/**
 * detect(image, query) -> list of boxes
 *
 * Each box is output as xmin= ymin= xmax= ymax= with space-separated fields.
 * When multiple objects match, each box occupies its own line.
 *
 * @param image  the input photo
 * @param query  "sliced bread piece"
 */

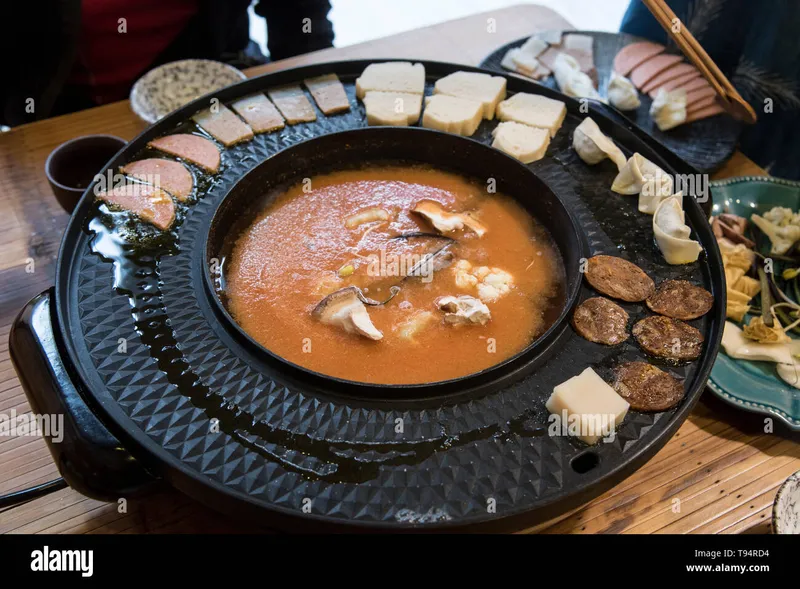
xmin=267 ymin=85 xmax=317 ymax=124
xmin=491 ymin=121 xmax=550 ymax=164
xmin=495 ymin=92 xmax=566 ymax=137
xmin=192 ymin=104 xmax=254 ymax=147
xmin=355 ymin=62 xmax=425 ymax=99
xmin=304 ymin=73 xmax=351 ymax=115
xmin=230 ymin=94 xmax=285 ymax=133
xmin=433 ymin=71 xmax=507 ymax=120
xmin=422 ymin=94 xmax=483 ymax=136
xmin=363 ymin=91 xmax=422 ymax=126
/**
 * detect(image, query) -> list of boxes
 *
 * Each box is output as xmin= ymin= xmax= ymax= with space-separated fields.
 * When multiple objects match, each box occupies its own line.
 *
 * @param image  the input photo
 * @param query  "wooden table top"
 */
xmin=1 ymin=4 xmax=797 ymax=534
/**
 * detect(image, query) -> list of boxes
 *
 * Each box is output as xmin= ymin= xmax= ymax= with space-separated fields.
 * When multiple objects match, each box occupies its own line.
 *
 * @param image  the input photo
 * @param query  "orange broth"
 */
xmin=225 ymin=166 xmax=564 ymax=384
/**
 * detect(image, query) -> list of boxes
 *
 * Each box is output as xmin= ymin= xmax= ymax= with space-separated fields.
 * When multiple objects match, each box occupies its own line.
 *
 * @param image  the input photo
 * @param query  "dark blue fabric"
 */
xmin=621 ymin=0 xmax=800 ymax=179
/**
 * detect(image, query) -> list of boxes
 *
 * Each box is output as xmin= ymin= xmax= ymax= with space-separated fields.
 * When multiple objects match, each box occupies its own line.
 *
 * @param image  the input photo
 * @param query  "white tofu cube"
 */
xmin=545 ymin=367 xmax=629 ymax=444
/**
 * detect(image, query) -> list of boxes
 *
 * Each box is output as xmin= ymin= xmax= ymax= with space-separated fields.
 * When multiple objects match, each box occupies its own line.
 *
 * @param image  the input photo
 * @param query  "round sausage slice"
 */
xmin=584 ymin=255 xmax=655 ymax=302
xmin=572 ymin=297 xmax=629 ymax=345
xmin=646 ymin=280 xmax=713 ymax=320
xmin=612 ymin=361 xmax=685 ymax=411
xmin=632 ymin=315 xmax=704 ymax=361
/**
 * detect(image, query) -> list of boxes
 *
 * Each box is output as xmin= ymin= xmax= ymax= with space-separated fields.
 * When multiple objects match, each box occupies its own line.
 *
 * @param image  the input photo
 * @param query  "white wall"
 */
xmin=250 ymin=0 xmax=630 ymax=55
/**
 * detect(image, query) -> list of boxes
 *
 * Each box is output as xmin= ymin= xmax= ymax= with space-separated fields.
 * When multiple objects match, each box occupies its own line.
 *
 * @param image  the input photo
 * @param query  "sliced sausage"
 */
xmin=96 ymin=184 xmax=175 ymax=230
xmin=632 ymin=315 xmax=704 ymax=361
xmin=646 ymin=280 xmax=714 ymax=320
xmin=641 ymin=63 xmax=696 ymax=94
xmin=651 ymin=70 xmax=702 ymax=96
xmin=148 ymin=134 xmax=221 ymax=173
xmin=584 ymin=255 xmax=655 ymax=302
xmin=612 ymin=361 xmax=685 ymax=411
xmin=121 ymin=158 xmax=193 ymax=201
xmin=685 ymin=103 xmax=725 ymax=123
xmin=630 ymin=54 xmax=684 ymax=89
xmin=571 ymin=297 xmax=629 ymax=345
xmin=614 ymin=42 xmax=666 ymax=77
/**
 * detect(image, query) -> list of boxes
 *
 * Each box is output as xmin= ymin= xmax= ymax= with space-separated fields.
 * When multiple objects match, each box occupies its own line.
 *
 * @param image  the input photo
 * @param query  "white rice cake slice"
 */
xmin=433 ymin=71 xmax=507 ymax=120
xmin=512 ymin=51 xmax=550 ymax=79
xmin=355 ymin=62 xmax=425 ymax=100
xmin=267 ymin=85 xmax=317 ymax=124
xmin=363 ymin=91 xmax=422 ymax=126
xmin=496 ymin=92 xmax=567 ymax=137
xmin=230 ymin=94 xmax=284 ymax=133
xmin=491 ymin=121 xmax=550 ymax=164
xmin=191 ymin=104 xmax=254 ymax=147
xmin=422 ymin=94 xmax=483 ymax=136
xmin=304 ymin=73 xmax=351 ymax=115
xmin=519 ymin=36 xmax=549 ymax=58
xmin=545 ymin=367 xmax=629 ymax=445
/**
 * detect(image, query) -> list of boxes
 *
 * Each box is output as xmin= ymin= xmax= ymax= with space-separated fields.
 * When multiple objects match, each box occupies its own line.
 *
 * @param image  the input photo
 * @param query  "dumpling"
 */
xmin=653 ymin=196 xmax=703 ymax=264
xmin=572 ymin=117 xmax=627 ymax=169
xmin=607 ymin=72 xmax=640 ymax=111
xmin=553 ymin=53 xmax=603 ymax=101
xmin=612 ymin=153 xmax=673 ymax=204
xmin=650 ymin=88 xmax=687 ymax=131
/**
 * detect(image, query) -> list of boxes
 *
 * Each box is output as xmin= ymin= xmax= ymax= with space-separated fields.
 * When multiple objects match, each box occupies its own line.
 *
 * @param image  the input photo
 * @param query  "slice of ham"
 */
xmin=630 ymin=54 xmax=684 ymax=89
xmin=121 ymin=159 xmax=193 ymax=201
xmin=96 ymin=183 xmax=175 ymax=230
xmin=267 ymin=85 xmax=317 ymax=124
xmin=687 ymin=95 xmax=717 ymax=113
xmin=640 ymin=62 xmax=696 ymax=94
xmin=650 ymin=70 xmax=702 ymax=97
xmin=148 ymin=134 xmax=221 ymax=173
xmin=613 ymin=41 xmax=666 ymax=76
xmin=687 ymin=85 xmax=716 ymax=104
xmin=304 ymin=73 xmax=351 ymax=115
xmin=679 ymin=77 xmax=712 ymax=92
xmin=192 ymin=105 xmax=254 ymax=147
xmin=230 ymin=94 xmax=285 ymax=133
xmin=685 ymin=103 xmax=725 ymax=123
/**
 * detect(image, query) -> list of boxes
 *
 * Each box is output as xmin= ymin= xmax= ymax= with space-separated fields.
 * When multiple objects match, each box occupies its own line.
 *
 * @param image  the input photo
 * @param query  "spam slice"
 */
xmin=230 ymin=94 xmax=284 ymax=133
xmin=120 ymin=159 xmax=193 ymax=201
xmin=267 ymin=85 xmax=317 ymax=124
xmin=491 ymin=121 xmax=550 ymax=164
xmin=355 ymin=62 xmax=425 ymax=99
xmin=363 ymin=91 xmax=422 ymax=126
xmin=304 ymin=73 xmax=351 ymax=115
xmin=614 ymin=41 xmax=666 ymax=76
xmin=433 ymin=71 xmax=507 ymax=120
xmin=148 ymin=134 xmax=221 ymax=173
xmin=96 ymin=183 xmax=175 ymax=230
xmin=192 ymin=104 xmax=254 ymax=147
xmin=422 ymin=94 xmax=483 ymax=136
xmin=495 ymin=92 xmax=566 ymax=138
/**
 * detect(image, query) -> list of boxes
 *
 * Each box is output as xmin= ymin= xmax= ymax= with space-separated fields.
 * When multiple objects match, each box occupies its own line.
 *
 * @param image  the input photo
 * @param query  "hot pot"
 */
xmin=9 ymin=60 xmax=725 ymax=531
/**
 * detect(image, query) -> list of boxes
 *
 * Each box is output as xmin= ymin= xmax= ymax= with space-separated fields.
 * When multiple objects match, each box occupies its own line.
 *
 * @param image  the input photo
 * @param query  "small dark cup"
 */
xmin=45 ymin=135 xmax=126 ymax=213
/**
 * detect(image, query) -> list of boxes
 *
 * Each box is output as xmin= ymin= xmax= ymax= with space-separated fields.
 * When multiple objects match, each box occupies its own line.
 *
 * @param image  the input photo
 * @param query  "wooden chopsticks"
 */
xmin=641 ymin=0 xmax=757 ymax=124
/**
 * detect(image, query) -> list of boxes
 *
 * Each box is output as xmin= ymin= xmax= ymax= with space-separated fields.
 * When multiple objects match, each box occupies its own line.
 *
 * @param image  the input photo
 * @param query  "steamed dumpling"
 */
xmin=607 ymin=72 xmax=640 ymax=111
xmin=653 ymin=196 xmax=702 ymax=264
xmin=650 ymin=88 xmax=687 ymax=131
xmin=572 ymin=117 xmax=627 ymax=170
xmin=640 ymin=188 xmax=681 ymax=216
xmin=553 ymin=53 xmax=602 ymax=101
xmin=612 ymin=153 xmax=673 ymax=202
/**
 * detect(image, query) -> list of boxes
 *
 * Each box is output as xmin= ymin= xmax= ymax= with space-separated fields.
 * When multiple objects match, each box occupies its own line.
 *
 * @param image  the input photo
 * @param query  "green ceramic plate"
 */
xmin=709 ymin=176 xmax=800 ymax=430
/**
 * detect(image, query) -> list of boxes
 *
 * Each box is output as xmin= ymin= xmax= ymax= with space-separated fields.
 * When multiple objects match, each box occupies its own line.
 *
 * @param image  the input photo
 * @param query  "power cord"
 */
xmin=0 ymin=478 xmax=68 ymax=510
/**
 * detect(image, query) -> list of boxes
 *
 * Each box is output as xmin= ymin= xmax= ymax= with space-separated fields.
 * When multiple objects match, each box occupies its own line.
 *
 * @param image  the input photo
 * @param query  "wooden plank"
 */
xmin=0 ymin=3 xmax=794 ymax=536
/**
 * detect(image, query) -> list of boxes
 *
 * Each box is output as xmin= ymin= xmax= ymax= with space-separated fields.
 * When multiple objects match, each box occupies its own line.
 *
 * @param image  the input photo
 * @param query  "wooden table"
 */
xmin=1 ymin=4 xmax=797 ymax=534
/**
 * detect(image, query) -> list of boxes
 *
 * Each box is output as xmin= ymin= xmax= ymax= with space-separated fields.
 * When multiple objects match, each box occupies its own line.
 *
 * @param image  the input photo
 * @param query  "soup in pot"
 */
xmin=224 ymin=165 xmax=565 ymax=384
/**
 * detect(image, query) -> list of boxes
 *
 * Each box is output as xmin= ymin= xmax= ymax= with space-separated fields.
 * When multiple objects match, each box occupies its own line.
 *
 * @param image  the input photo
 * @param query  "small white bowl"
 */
xmin=130 ymin=59 xmax=247 ymax=124
xmin=773 ymin=469 xmax=800 ymax=534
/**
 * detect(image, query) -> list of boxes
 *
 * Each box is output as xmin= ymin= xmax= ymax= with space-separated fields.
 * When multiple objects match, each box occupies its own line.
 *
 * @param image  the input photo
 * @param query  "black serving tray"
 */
xmin=480 ymin=30 xmax=742 ymax=174
xmin=9 ymin=59 xmax=725 ymax=532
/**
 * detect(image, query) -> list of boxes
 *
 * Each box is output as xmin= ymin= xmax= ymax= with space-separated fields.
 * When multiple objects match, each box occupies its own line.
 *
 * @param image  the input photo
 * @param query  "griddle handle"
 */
xmin=9 ymin=289 xmax=160 ymax=502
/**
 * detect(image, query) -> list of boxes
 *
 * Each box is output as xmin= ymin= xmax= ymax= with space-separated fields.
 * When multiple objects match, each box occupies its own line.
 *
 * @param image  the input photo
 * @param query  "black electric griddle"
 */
xmin=9 ymin=60 xmax=725 ymax=532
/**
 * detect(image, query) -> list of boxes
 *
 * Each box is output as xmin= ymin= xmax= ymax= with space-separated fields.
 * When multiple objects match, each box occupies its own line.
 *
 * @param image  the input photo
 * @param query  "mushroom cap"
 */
xmin=312 ymin=287 xmax=383 ymax=340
